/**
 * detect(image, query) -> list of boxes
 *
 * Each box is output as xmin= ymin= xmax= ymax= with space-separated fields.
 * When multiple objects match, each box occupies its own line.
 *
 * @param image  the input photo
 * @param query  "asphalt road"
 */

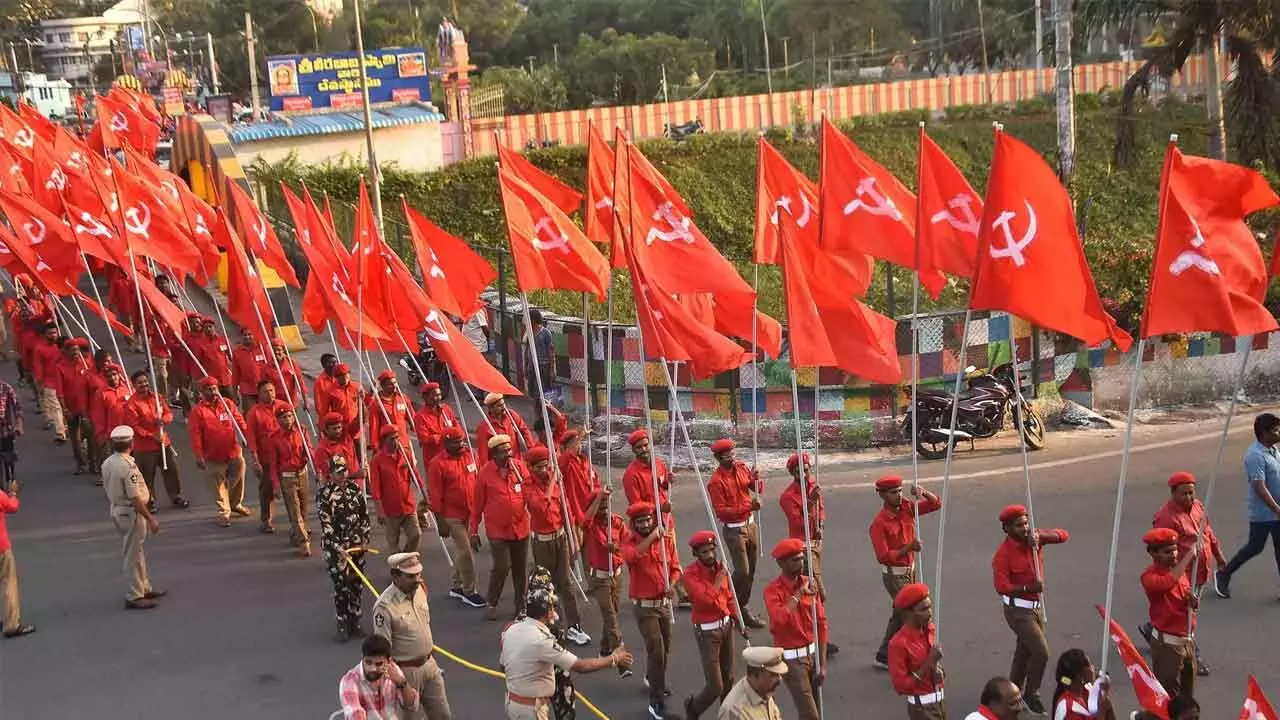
xmin=1 ymin=349 xmax=1278 ymax=719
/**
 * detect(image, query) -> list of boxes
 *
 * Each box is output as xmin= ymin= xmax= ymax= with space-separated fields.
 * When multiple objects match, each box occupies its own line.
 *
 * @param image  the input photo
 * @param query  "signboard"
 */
xmin=264 ymin=47 xmax=431 ymax=112
xmin=206 ymin=94 xmax=233 ymax=124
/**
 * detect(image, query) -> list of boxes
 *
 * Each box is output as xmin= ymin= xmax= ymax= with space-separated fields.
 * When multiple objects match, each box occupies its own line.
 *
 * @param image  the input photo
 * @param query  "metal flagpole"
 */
xmin=68 ymin=295 xmax=95 ymax=348
xmin=581 ymin=293 xmax=597 ymax=474
xmin=931 ymin=308 xmax=972 ymax=639
xmin=126 ymin=248 xmax=174 ymax=471
xmin=750 ymin=257 xmax=764 ymax=557
xmin=788 ymin=368 xmax=824 ymax=719
xmin=908 ymin=275 xmax=924 ymax=572
xmin=604 ymin=284 xmax=616 ymax=579
xmin=81 ymin=253 xmax=124 ymax=363
xmin=1007 ymin=341 xmax=1048 ymax=623
xmin=248 ymin=299 xmax=320 ymax=480
xmin=634 ymin=321 xmax=673 ymax=594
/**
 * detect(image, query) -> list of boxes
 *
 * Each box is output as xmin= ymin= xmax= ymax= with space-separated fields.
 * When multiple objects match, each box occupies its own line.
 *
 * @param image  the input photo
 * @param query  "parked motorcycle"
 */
xmin=398 ymin=331 xmax=449 ymax=388
xmin=664 ymin=118 xmax=704 ymax=141
xmin=900 ymin=362 xmax=1046 ymax=460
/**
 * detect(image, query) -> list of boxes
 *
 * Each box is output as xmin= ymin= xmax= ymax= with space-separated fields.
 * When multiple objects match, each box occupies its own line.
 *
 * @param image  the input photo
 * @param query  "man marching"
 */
xmin=870 ymin=475 xmax=941 ymax=671
xmin=623 ymin=500 xmax=681 ymax=720
xmin=780 ymin=454 xmax=825 ymax=595
xmin=888 ymin=583 xmax=945 ymax=720
xmin=187 ymin=377 xmax=249 ymax=528
xmin=246 ymin=379 xmax=285 ymax=534
xmin=124 ymin=370 xmax=189 ymax=512
xmin=475 ymin=394 xmax=536 ymax=465
xmin=426 ymin=426 xmax=485 ymax=609
xmin=682 ymin=530 xmax=741 ymax=720
xmin=580 ymin=488 xmax=629 ymax=678
xmin=265 ymin=404 xmax=312 ymax=557
xmin=763 ymin=538 xmax=827 ymax=720
xmin=371 ymin=426 xmax=422 ymax=554
xmin=992 ymin=504 xmax=1068 ymax=716
xmin=623 ymin=430 xmax=688 ymax=608
xmin=318 ymin=455 xmax=371 ymax=642
xmin=470 ymin=434 xmax=532 ymax=621
xmin=707 ymin=438 xmax=765 ymax=630
xmin=413 ymin=381 xmax=458 ymax=467
xmin=524 ymin=445 xmax=591 ymax=647
xmin=367 ymin=370 xmax=414 ymax=454
xmin=1140 ymin=527 xmax=1198 ymax=700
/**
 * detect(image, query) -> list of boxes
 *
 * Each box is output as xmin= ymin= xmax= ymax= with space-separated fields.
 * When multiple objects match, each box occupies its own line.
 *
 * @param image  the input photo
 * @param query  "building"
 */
xmin=37 ymin=15 xmax=121 ymax=85
xmin=17 ymin=74 xmax=74 ymax=117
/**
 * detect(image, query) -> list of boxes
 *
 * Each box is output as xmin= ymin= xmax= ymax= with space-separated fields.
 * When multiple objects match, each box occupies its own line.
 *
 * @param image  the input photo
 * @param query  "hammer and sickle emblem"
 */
xmin=532 ymin=217 xmax=569 ymax=254
xmin=44 ymin=167 xmax=66 ymax=192
xmin=193 ymin=213 xmax=211 ymax=238
xmin=423 ymin=309 xmax=451 ymax=343
xmin=770 ymin=193 xmax=813 ymax=228
xmin=595 ymin=196 xmax=614 ymax=211
xmin=1168 ymin=216 xmax=1220 ymax=277
xmin=66 ymin=151 xmax=86 ymax=173
xmin=842 ymin=176 xmax=903 ymax=221
xmin=110 ymin=112 xmax=129 ymax=133
xmin=645 ymin=202 xmax=696 ymax=245
xmin=1242 ymin=699 xmax=1266 ymax=720
xmin=251 ymin=219 xmax=269 ymax=250
xmin=124 ymin=202 xmax=152 ymax=239
xmin=160 ymin=180 xmax=180 ymax=202
xmin=988 ymin=200 xmax=1038 ymax=267
xmin=12 ymin=128 xmax=33 ymax=149
xmin=23 ymin=218 xmax=46 ymax=245
xmin=74 ymin=212 xmax=112 ymax=240
xmin=929 ymin=193 xmax=980 ymax=236
xmin=330 ymin=274 xmax=353 ymax=305
xmin=428 ymin=248 xmax=446 ymax=279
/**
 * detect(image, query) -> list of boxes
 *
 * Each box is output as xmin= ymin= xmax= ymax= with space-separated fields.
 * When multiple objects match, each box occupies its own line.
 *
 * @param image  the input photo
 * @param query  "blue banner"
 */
xmin=265 ymin=48 xmax=430 ymax=112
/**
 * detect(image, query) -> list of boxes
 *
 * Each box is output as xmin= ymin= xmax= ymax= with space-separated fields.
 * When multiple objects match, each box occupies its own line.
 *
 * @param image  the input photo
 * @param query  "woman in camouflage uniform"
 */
xmin=318 ymin=454 xmax=371 ymax=642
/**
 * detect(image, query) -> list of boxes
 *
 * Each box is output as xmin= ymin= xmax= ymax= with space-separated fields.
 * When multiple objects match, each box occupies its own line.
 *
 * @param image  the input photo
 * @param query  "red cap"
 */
xmin=274 ymin=403 xmax=294 ymax=416
xmin=786 ymin=453 xmax=810 ymax=472
xmin=377 ymin=369 xmax=396 ymax=383
xmin=1143 ymin=528 xmax=1179 ymax=547
xmin=334 ymin=363 xmax=351 ymax=374
xmin=1168 ymin=471 xmax=1196 ymax=488
xmin=73 ymin=337 xmax=91 ymax=349
xmin=771 ymin=537 xmax=806 ymax=560
xmin=104 ymin=362 xmax=124 ymax=374
xmin=893 ymin=582 xmax=931 ymax=611
xmin=626 ymin=501 xmax=655 ymax=519
xmin=322 ymin=412 xmax=345 ymax=426
xmin=688 ymin=530 xmax=717 ymax=549
xmin=420 ymin=381 xmax=441 ymax=393
xmin=999 ymin=504 xmax=1028 ymax=523
xmin=379 ymin=425 xmax=400 ymax=439
xmin=875 ymin=475 xmax=904 ymax=491
xmin=627 ymin=429 xmax=648 ymax=447
xmin=197 ymin=376 xmax=218 ymax=388
xmin=443 ymin=426 xmax=466 ymax=441
xmin=709 ymin=438 xmax=735 ymax=455
xmin=556 ymin=430 xmax=578 ymax=446
xmin=526 ymin=446 xmax=551 ymax=465
xmin=271 ymin=339 xmax=285 ymax=349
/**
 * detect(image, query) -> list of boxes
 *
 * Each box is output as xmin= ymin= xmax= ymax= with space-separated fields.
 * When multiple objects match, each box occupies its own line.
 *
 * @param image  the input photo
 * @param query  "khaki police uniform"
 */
xmin=372 ymin=556 xmax=453 ymax=720
xmin=500 ymin=616 xmax=579 ymax=720
xmin=717 ymin=646 xmax=787 ymax=720
xmin=102 ymin=448 xmax=153 ymax=601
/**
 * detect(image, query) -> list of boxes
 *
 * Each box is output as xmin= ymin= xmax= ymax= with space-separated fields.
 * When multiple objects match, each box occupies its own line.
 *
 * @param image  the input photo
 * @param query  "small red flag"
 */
xmin=403 ymin=198 xmax=496 ymax=318
xmin=0 ymin=189 xmax=83 ymax=275
xmin=498 ymin=143 xmax=582 ymax=215
xmin=282 ymin=183 xmax=345 ymax=333
xmin=1095 ymin=606 xmax=1169 ymax=719
xmin=216 ymin=210 xmax=275 ymax=337
xmin=0 ymin=102 xmax=36 ymax=164
xmin=1241 ymin=676 xmax=1280 ymax=720
xmin=498 ymin=165 xmax=609 ymax=300
xmin=916 ymin=127 xmax=982 ymax=280
xmin=585 ymin=123 xmax=620 ymax=267
xmin=95 ymin=95 xmax=160 ymax=157
xmin=227 ymin=180 xmax=300 ymax=287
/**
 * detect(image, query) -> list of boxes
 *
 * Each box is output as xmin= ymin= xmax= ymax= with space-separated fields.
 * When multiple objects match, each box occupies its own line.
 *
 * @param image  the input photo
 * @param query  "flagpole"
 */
xmin=125 ymin=246 xmax=173 ymax=471
xmin=910 ymin=122 xmax=926 ymax=571
xmin=81 ymin=252 xmax=124 ymax=362
xmin=1007 ymin=339 xmax=1048 ymax=622
xmin=750 ymin=255 xmax=764 ymax=558
xmin=604 ymin=282 xmax=616 ymax=579
xmin=788 ymin=367 xmax=824 ymax=719
xmin=931 ymin=307 xmax=971 ymax=642
xmin=667 ymin=360 xmax=677 ymax=465
xmin=68 ymin=295 xmax=95 ymax=348
xmin=581 ymin=291 xmax=597 ymax=493
xmin=247 ymin=289 xmax=322 ymax=482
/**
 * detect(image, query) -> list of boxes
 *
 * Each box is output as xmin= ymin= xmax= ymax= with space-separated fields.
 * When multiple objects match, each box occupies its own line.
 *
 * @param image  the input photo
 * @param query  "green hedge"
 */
xmin=249 ymin=94 xmax=1270 ymax=330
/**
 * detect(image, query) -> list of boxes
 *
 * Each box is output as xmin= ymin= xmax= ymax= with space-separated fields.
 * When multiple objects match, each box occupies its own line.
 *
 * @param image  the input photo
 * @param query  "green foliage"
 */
xmin=561 ymin=30 xmax=715 ymax=107
xmin=478 ymin=66 xmax=568 ymax=113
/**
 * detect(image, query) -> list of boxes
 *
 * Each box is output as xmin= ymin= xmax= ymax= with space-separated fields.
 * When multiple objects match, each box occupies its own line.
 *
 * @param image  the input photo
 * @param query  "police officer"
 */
xmin=717 ymin=646 xmax=788 ymax=720
xmin=101 ymin=425 xmax=165 ymax=610
xmin=500 ymin=574 xmax=633 ymax=719
xmin=373 ymin=551 xmax=454 ymax=719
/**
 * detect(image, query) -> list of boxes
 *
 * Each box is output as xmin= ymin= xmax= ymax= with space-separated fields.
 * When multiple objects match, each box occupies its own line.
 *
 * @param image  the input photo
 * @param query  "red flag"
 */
xmin=419 ymin=305 xmax=520 ymax=395
xmin=0 ymin=222 xmax=77 ymax=293
xmin=282 ymin=183 xmax=344 ymax=332
xmin=1095 ymin=606 xmax=1169 ymax=719
xmin=120 ymin=145 xmax=220 ymax=280
xmin=108 ymin=86 xmax=162 ymax=125
xmin=916 ymin=127 xmax=982 ymax=280
xmin=498 ymin=166 xmax=609 ymax=300
xmin=135 ymin=271 xmax=188 ymax=337
xmin=226 ymin=180 xmax=300 ymax=287
xmin=0 ymin=102 xmax=36 ymax=163
xmin=29 ymin=140 xmax=69 ymax=212
xmin=498 ymin=143 xmax=582 ymax=216
xmin=0 ymin=190 xmax=83 ymax=275
xmin=402 ymin=198 xmax=495 ymax=318
xmin=216 ymin=210 xmax=274 ymax=336
xmin=1241 ymin=676 xmax=1280 ymax=720
xmin=95 ymin=95 xmax=160 ymax=156
xmin=111 ymin=159 xmax=202 ymax=277
xmin=585 ymin=123 xmax=619 ymax=266
xmin=971 ymin=131 xmax=1133 ymax=350
xmin=290 ymin=208 xmax=390 ymax=342
xmin=1145 ymin=144 xmax=1279 ymax=338
xmin=64 ymin=198 xmax=128 ymax=267
xmin=0 ymin=143 xmax=30 ymax=195
xmin=17 ymin=103 xmax=57 ymax=144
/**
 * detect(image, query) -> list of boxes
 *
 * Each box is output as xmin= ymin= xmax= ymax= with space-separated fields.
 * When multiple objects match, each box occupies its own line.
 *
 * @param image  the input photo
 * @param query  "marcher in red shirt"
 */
xmin=764 ymin=537 xmax=828 ymax=720
xmin=31 ymin=323 xmax=66 ymax=441
xmin=623 ymin=429 xmax=689 ymax=609
xmin=317 ymin=363 xmax=363 ymax=440
xmin=89 ymin=364 xmax=131 ymax=474
xmin=370 ymin=426 xmax=421 ymax=554
xmin=187 ymin=377 xmax=249 ymax=527
xmin=124 ymin=370 xmax=188 ymax=511
xmin=426 ymin=426 xmax=484 ymax=608
xmin=313 ymin=353 xmax=339 ymax=412
xmin=580 ymin=488 xmax=629 ymax=677
xmin=231 ymin=333 xmax=267 ymax=411
xmin=469 ymin=434 xmax=532 ymax=620
xmin=194 ymin=318 xmax=234 ymax=398
xmin=1141 ymin=527 xmax=1199 ymax=701
xmin=172 ymin=313 xmax=205 ymax=408
xmin=313 ymin=412 xmax=361 ymax=478
xmin=682 ymin=530 xmax=741 ymax=720
xmin=412 ymin=381 xmax=459 ymax=467
xmin=56 ymin=339 xmax=92 ymax=473
xmin=992 ymin=504 xmax=1068 ymax=715
xmin=870 ymin=475 xmax=942 ymax=670
xmin=266 ymin=340 xmax=307 ymax=411
xmin=0 ymin=479 xmax=34 ymax=637
xmin=622 ymin=500 xmax=681 ymax=719
xmin=474 ymin=393 xmax=535 ymax=466
xmin=707 ymin=438 xmax=764 ymax=630
xmin=144 ymin=313 xmax=175 ymax=401
xmin=557 ymin=430 xmax=599 ymax=528
xmin=264 ymin=404 xmax=313 ymax=556
xmin=365 ymin=370 xmax=413 ymax=454
xmin=525 ymin=445 xmax=590 ymax=646
xmin=779 ymin=453 xmax=826 ymax=584
xmin=888 ymin=583 xmax=944 ymax=719
xmin=246 ymin=379 xmax=288 ymax=534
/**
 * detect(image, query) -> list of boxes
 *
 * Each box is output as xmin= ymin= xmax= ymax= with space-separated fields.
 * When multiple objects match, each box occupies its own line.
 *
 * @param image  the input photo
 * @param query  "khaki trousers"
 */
xmin=635 ymin=602 xmax=672 ymax=705
xmin=66 ymin=412 xmax=87 ymax=469
xmin=207 ymin=458 xmax=246 ymax=520
xmin=723 ymin=523 xmax=759 ymax=613
xmin=257 ymin=461 xmax=275 ymax=526
xmin=280 ymin=470 xmax=311 ymax=546
xmin=906 ymin=701 xmax=948 ymax=720
xmin=531 ymin=532 xmax=580 ymax=627
xmin=587 ymin=572 xmax=622 ymax=653
xmin=878 ymin=569 xmax=916 ymax=661
xmin=111 ymin=510 xmax=151 ymax=601
xmin=403 ymin=657 xmax=453 ymax=719
xmin=0 ymin=548 xmax=20 ymax=632
xmin=688 ymin=623 xmax=735 ymax=717
xmin=39 ymin=387 xmax=64 ymax=437
xmin=505 ymin=697 xmax=551 ymax=720
xmin=782 ymin=656 xmax=821 ymax=720
xmin=134 ymin=447 xmax=182 ymax=503
xmin=438 ymin=518 xmax=477 ymax=593
xmin=1004 ymin=604 xmax=1049 ymax=699
xmin=385 ymin=514 xmax=421 ymax=554
xmin=1151 ymin=635 xmax=1195 ymax=701
xmin=150 ymin=356 xmax=170 ymax=398
xmin=487 ymin=537 xmax=529 ymax=611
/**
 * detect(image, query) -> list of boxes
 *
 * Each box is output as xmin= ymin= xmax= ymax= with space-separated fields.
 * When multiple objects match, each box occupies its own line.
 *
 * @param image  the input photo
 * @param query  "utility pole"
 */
xmin=206 ymin=32 xmax=219 ymax=94
xmin=1052 ymin=0 xmax=1076 ymax=181
xmin=1205 ymin=32 xmax=1226 ymax=159
xmin=782 ymin=37 xmax=790 ymax=79
xmin=759 ymin=0 xmax=773 ymax=122
xmin=245 ymin=13 xmax=261 ymax=119
xmin=351 ymin=0 xmax=384 ymax=233
xmin=977 ymin=0 xmax=992 ymax=103
xmin=1034 ymin=0 xmax=1044 ymax=93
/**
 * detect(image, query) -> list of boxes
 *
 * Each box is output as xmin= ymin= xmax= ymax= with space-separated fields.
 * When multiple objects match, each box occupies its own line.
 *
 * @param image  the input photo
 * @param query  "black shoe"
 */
xmin=647 ymin=702 xmax=667 ymax=720
xmin=872 ymin=655 xmax=889 ymax=670
xmin=171 ymin=497 xmax=190 ymax=509
xmin=125 ymin=598 xmax=157 ymax=610
xmin=1214 ymin=569 xmax=1231 ymax=598
xmin=335 ymin=625 xmax=351 ymax=643
xmin=1025 ymin=694 xmax=1047 ymax=716
xmin=1196 ymin=659 xmax=1211 ymax=677
xmin=618 ymin=664 xmax=633 ymax=678
xmin=828 ymin=641 xmax=840 ymax=656
xmin=462 ymin=592 xmax=487 ymax=609
xmin=2 ymin=624 xmax=35 ymax=638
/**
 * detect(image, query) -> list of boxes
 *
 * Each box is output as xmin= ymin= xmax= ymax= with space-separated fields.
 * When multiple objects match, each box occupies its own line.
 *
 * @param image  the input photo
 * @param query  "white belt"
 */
xmin=782 ymin=642 xmax=817 ymax=660
xmin=279 ymin=470 xmax=303 ymax=479
xmin=724 ymin=516 xmax=755 ymax=529
xmin=1000 ymin=594 xmax=1042 ymax=609
xmin=1152 ymin=629 xmax=1194 ymax=647
xmin=534 ymin=529 xmax=565 ymax=542
xmin=907 ymin=690 xmax=945 ymax=706
xmin=635 ymin=598 xmax=670 ymax=609
xmin=883 ymin=565 xmax=915 ymax=576
xmin=590 ymin=567 xmax=622 ymax=579
xmin=697 ymin=616 xmax=732 ymax=631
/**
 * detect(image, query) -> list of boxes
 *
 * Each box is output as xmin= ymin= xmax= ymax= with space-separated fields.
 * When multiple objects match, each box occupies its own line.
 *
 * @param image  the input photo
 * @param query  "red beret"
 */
xmin=197 ymin=376 xmax=218 ymax=388
xmin=875 ymin=475 xmax=904 ymax=491
xmin=379 ymin=425 xmax=400 ymax=439
xmin=786 ymin=453 xmax=810 ymax=472
xmin=1168 ymin=471 xmax=1196 ymax=488
xmin=322 ymin=412 xmax=345 ymax=426
xmin=1144 ymin=528 xmax=1179 ymax=547
xmin=999 ymin=504 xmax=1028 ymax=523
xmin=274 ymin=403 xmax=294 ymax=416
xmin=334 ymin=363 xmax=351 ymax=374
xmin=771 ymin=537 xmax=806 ymax=560
xmin=709 ymin=438 xmax=735 ymax=455
xmin=526 ymin=446 xmax=551 ymax=465
xmin=688 ymin=530 xmax=717 ymax=549
xmin=627 ymin=429 xmax=648 ymax=446
xmin=626 ymin=501 xmax=655 ymax=519
xmin=377 ymin=369 xmax=396 ymax=383
xmin=420 ymin=381 xmax=441 ymax=393
xmin=556 ymin=430 xmax=578 ymax=446
xmin=104 ymin=363 xmax=124 ymax=374
xmin=270 ymin=340 xmax=285 ymax=349
xmin=893 ymin=582 xmax=931 ymax=611
xmin=73 ymin=337 xmax=91 ymax=349
xmin=443 ymin=426 xmax=466 ymax=441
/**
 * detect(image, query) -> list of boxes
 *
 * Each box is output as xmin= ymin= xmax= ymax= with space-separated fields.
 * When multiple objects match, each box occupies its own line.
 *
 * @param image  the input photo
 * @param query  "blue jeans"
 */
xmin=1224 ymin=521 xmax=1280 ymax=577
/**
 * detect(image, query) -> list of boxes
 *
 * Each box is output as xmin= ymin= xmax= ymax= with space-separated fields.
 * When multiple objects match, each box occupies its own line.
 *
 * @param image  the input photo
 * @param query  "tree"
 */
xmin=562 ymin=30 xmax=714 ymax=106
xmin=479 ymin=65 xmax=567 ymax=113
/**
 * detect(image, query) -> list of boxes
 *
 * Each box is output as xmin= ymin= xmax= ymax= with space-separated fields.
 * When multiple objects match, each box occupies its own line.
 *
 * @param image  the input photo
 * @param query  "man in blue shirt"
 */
xmin=1215 ymin=412 xmax=1280 ymax=598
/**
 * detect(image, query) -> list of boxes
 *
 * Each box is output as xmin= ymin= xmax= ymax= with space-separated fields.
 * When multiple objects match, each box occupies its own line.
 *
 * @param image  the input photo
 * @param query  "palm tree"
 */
xmin=1079 ymin=0 xmax=1280 ymax=168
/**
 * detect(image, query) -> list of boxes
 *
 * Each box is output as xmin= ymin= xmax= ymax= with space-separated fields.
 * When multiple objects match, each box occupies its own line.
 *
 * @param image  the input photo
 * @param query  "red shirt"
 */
xmin=194 ymin=335 xmax=233 ymax=386
xmin=992 ymin=529 xmax=1069 ymax=599
xmin=145 ymin=319 xmax=173 ymax=359
xmin=764 ymin=573 xmax=829 ymax=649
xmin=524 ymin=472 xmax=565 ymax=535
xmin=370 ymin=448 xmax=417 ymax=517
xmin=475 ymin=411 xmax=536 ymax=466
xmin=175 ymin=331 xmax=203 ymax=377
xmin=622 ymin=457 xmax=673 ymax=511
xmin=0 ymin=491 xmax=18 ymax=553
xmin=889 ymin=622 xmax=942 ymax=696
xmin=267 ymin=356 xmax=306 ymax=406
xmin=313 ymin=435 xmax=360 ymax=476
xmin=91 ymin=384 xmax=132 ymax=442
xmin=56 ymin=357 xmax=91 ymax=415
xmin=124 ymin=391 xmax=173 ymax=452
xmin=413 ymin=403 xmax=460 ymax=466
xmin=1142 ymin=563 xmax=1195 ymax=635
xmin=32 ymin=340 xmax=61 ymax=387
xmin=622 ymin=529 xmax=680 ymax=600
xmin=426 ymin=449 xmax=477 ymax=520
xmin=780 ymin=480 xmax=826 ymax=540
xmin=266 ymin=425 xmax=309 ymax=480
xmin=469 ymin=459 xmax=532 ymax=541
xmin=1152 ymin=499 xmax=1221 ymax=586
xmin=319 ymin=382 xmax=362 ymax=435
xmin=870 ymin=497 xmax=943 ymax=567
xmin=231 ymin=344 xmax=267 ymax=396
xmin=559 ymin=451 xmax=600 ymax=526
xmin=682 ymin=559 xmax=736 ymax=624
xmin=188 ymin=399 xmax=247 ymax=462
xmin=708 ymin=461 xmax=761 ymax=525
xmin=313 ymin=372 xmax=335 ymax=413
xmin=367 ymin=393 xmax=413 ymax=449
xmin=582 ymin=512 xmax=625 ymax=572
xmin=245 ymin=401 xmax=286 ymax=461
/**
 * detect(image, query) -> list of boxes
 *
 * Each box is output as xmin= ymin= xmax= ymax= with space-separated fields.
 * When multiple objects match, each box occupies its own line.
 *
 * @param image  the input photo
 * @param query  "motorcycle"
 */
xmin=664 ymin=118 xmax=704 ymax=141
xmin=900 ymin=362 xmax=1046 ymax=460
xmin=398 ymin=331 xmax=449 ymax=388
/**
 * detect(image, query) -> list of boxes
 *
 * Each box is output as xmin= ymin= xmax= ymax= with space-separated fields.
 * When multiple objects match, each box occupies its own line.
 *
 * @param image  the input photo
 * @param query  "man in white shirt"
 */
xmin=963 ymin=677 xmax=1023 ymax=720
xmin=461 ymin=311 xmax=492 ymax=359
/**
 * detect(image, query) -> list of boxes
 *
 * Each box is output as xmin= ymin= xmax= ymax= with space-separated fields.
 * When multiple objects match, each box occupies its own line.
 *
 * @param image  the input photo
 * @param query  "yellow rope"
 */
xmin=340 ymin=549 xmax=612 ymax=720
